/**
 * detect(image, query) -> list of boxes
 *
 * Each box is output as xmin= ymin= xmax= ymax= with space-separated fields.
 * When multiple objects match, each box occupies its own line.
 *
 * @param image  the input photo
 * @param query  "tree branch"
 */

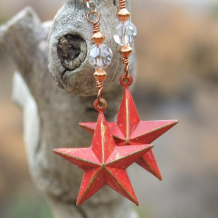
xmin=0 ymin=1 xmax=138 ymax=217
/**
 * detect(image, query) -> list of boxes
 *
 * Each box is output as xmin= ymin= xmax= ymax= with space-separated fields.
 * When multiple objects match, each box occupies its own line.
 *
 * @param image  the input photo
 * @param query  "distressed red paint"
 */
xmin=54 ymin=111 xmax=153 ymax=205
xmin=80 ymin=87 xmax=178 ymax=180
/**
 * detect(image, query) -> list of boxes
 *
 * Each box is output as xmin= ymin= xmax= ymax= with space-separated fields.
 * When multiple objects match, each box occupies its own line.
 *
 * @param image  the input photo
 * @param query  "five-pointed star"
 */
xmin=80 ymin=87 xmax=178 ymax=181
xmin=54 ymin=111 xmax=153 ymax=205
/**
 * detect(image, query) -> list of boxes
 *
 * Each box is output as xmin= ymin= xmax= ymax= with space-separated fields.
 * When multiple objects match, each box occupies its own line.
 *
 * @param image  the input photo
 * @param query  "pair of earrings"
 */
xmin=54 ymin=0 xmax=178 ymax=206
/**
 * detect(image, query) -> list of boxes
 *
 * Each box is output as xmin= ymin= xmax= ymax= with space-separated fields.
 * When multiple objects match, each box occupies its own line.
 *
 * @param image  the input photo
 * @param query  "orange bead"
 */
xmin=117 ymin=8 xmax=130 ymax=22
xmin=119 ymin=45 xmax=133 ymax=58
xmin=93 ymin=69 xmax=107 ymax=82
xmin=92 ymin=32 xmax=105 ymax=44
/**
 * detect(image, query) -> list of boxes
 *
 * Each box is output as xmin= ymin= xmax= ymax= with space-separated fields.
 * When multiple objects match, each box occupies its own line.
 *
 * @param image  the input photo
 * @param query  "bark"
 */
xmin=0 ymin=1 xmax=138 ymax=218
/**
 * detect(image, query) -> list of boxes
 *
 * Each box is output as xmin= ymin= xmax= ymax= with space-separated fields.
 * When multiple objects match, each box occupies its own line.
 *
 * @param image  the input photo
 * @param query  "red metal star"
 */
xmin=80 ymin=87 xmax=178 ymax=181
xmin=54 ymin=111 xmax=153 ymax=205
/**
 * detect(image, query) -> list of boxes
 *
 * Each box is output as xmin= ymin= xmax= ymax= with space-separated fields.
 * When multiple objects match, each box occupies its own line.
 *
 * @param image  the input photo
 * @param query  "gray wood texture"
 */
xmin=0 ymin=1 xmax=138 ymax=217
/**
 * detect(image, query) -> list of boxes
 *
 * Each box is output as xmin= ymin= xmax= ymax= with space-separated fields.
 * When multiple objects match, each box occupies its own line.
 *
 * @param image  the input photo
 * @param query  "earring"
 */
xmin=80 ymin=0 xmax=178 ymax=181
xmin=54 ymin=0 xmax=153 ymax=206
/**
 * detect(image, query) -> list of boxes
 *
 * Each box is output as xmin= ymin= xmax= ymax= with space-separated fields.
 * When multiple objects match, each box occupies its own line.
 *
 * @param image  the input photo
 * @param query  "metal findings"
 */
xmin=113 ymin=0 xmax=137 ymax=81
xmin=85 ymin=0 xmax=113 ymax=111
xmin=87 ymin=11 xmax=100 ymax=26
xmin=119 ymin=0 xmax=126 ymax=9
xmin=94 ymin=97 xmax=107 ymax=112
xmin=117 ymin=8 xmax=130 ymax=22
xmin=119 ymin=74 xmax=133 ymax=87
xmin=119 ymin=45 xmax=133 ymax=58
xmin=92 ymin=31 xmax=105 ymax=44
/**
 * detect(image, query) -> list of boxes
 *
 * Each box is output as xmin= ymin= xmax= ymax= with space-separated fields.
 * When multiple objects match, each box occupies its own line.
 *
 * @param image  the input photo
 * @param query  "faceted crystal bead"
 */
xmin=113 ymin=21 xmax=137 ymax=46
xmin=88 ymin=44 xmax=113 ymax=69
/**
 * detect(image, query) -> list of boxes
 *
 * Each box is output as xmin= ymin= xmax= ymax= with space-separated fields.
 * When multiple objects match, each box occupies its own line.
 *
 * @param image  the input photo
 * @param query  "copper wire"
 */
xmin=93 ymin=23 xmax=100 ymax=33
xmin=119 ymin=0 xmax=126 ymax=9
xmin=87 ymin=11 xmax=100 ymax=25
xmin=96 ymin=81 xmax=103 ymax=90
xmin=96 ymin=81 xmax=104 ymax=99
xmin=85 ymin=2 xmax=108 ymax=107
xmin=123 ymin=57 xmax=129 ymax=65
xmin=123 ymin=57 xmax=130 ymax=77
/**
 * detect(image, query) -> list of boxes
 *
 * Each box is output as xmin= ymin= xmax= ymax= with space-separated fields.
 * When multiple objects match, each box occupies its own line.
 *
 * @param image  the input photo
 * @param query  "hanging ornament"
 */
xmin=54 ymin=111 xmax=153 ymax=205
xmin=80 ymin=75 xmax=177 ymax=180
xmin=54 ymin=1 xmax=153 ymax=205
xmin=79 ymin=0 xmax=178 ymax=181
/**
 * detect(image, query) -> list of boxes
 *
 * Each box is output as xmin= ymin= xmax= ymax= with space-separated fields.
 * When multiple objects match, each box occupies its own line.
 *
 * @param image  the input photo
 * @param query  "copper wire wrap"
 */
xmin=93 ymin=23 xmax=100 ymax=34
xmin=87 ymin=11 xmax=100 ymax=25
xmin=96 ymin=81 xmax=103 ymax=100
xmin=85 ymin=3 xmax=108 ymax=111
xmin=119 ymin=0 xmax=126 ymax=9
xmin=123 ymin=57 xmax=129 ymax=65
xmin=118 ymin=0 xmax=133 ymax=83
xmin=123 ymin=57 xmax=130 ymax=77
xmin=87 ymin=11 xmax=100 ymax=33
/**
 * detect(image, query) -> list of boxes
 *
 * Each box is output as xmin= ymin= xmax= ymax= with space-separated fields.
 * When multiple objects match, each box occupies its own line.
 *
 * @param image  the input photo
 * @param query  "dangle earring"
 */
xmin=80 ymin=0 xmax=178 ymax=181
xmin=54 ymin=0 xmax=153 ymax=206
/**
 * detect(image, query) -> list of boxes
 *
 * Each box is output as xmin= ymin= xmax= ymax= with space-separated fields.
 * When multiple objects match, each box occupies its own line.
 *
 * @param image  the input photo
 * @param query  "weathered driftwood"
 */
xmin=0 ymin=1 xmax=138 ymax=217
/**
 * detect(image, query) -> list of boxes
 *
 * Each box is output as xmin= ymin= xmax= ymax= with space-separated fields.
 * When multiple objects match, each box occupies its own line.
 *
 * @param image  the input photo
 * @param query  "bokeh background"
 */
xmin=0 ymin=0 xmax=218 ymax=217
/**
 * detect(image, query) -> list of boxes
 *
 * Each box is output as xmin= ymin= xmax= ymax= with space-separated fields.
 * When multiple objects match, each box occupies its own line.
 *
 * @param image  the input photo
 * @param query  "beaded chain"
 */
xmin=85 ymin=0 xmax=113 ymax=111
xmin=85 ymin=0 xmax=137 ymax=109
xmin=114 ymin=0 xmax=137 ymax=86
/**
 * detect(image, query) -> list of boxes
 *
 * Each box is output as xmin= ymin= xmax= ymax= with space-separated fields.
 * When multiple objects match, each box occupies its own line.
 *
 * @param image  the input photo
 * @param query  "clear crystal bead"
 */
xmin=113 ymin=21 xmax=137 ymax=46
xmin=88 ymin=44 xmax=113 ymax=69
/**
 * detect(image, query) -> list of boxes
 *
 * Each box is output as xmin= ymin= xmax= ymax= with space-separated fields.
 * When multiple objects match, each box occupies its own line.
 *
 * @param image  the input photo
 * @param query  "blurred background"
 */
xmin=0 ymin=0 xmax=218 ymax=217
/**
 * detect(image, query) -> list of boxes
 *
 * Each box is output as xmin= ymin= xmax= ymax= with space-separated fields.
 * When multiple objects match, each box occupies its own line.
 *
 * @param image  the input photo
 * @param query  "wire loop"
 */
xmin=120 ymin=74 xmax=133 ymax=87
xmin=87 ymin=11 xmax=100 ymax=25
xmin=94 ymin=98 xmax=108 ymax=112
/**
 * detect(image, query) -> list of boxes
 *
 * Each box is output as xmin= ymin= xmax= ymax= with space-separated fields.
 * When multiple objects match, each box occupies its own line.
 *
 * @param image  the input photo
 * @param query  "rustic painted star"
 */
xmin=54 ymin=111 xmax=153 ymax=205
xmin=80 ymin=87 xmax=178 ymax=181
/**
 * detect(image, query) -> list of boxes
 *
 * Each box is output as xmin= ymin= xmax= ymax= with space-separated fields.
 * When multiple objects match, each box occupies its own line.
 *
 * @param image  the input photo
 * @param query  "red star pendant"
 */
xmin=80 ymin=82 xmax=178 ymax=181
xmin=54 ymin=111 xmax=153 ymax=205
